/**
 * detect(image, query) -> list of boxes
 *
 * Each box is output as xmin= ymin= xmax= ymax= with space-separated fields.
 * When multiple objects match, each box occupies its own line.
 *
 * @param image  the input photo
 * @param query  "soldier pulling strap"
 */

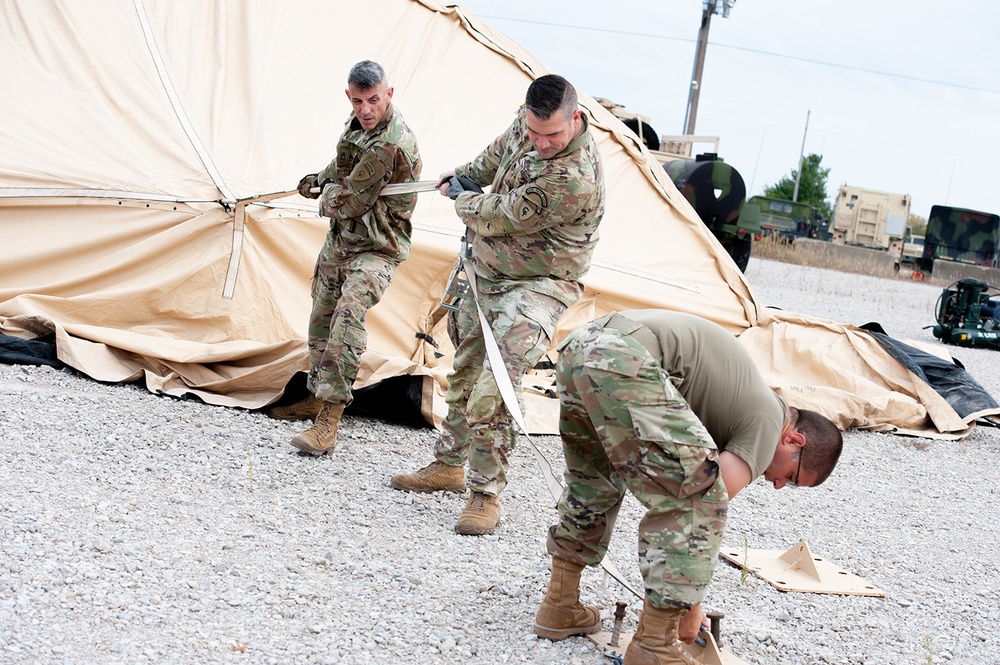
xmin=460 ymin=253 xmax=643 ymax=600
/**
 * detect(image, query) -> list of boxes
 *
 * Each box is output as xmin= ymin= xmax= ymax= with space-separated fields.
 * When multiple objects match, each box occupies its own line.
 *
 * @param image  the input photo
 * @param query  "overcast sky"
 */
xmin=456 ymin=0 xmax=1000 ymax=221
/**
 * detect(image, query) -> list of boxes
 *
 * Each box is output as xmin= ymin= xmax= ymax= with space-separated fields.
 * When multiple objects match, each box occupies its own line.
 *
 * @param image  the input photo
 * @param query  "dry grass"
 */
xmin=751 ymin=234 xmax=799 ymax=263
xmin=752 ymin=234 xmax=903 ymax=280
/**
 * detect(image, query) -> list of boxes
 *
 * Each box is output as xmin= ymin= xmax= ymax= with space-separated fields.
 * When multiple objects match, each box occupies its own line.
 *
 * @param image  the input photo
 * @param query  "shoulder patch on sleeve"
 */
xmin=348 ymin=149 xmax=390 ymax=190
xmin=517 ymin=186 xmax=548 ymax=221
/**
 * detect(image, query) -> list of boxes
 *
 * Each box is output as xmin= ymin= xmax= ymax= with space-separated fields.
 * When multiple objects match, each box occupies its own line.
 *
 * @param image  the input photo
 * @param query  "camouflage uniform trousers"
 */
xmin=433 ymin=278 xmax=578 ymax=496
xmin=546 ymin=316 xmax=729 ymax=609
xmin=306 ymin=244 xmax=398 ymax=404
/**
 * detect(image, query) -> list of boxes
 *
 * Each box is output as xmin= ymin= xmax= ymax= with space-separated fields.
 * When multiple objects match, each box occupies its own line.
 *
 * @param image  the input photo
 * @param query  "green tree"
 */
xmin=762 ymin=153 xmax=833 ymax=220
xmin=908 ymin=213 xmax=927 ymax=237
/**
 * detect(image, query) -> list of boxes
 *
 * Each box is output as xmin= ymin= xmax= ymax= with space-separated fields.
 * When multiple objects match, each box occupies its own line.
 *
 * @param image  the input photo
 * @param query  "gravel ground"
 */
xmin=2 ymin=257 xmax=999 ymax=664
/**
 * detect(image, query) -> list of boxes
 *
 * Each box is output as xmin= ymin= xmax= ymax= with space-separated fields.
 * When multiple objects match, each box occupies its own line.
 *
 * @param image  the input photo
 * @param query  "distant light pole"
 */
xmin=792 ymin=109 xmax=810 ymax=203
xmin=682 ymin=0 xmax=735 ymax=136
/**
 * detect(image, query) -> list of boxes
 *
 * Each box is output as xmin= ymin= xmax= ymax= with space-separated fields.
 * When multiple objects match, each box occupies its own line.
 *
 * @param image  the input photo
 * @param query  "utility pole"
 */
xmin=792 ymin=109 xmax=810 ymax=203
xmin=682 ymin=0 xmax=735 ymax=136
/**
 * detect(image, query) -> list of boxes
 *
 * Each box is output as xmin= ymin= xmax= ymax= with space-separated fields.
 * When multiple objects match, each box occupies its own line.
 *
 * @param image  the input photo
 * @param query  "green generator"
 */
xmin=933 ymin=278 xmax=1000 ymax=349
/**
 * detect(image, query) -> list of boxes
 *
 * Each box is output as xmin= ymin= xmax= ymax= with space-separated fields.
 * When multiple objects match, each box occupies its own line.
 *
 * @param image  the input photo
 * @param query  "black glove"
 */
xmin=297 ymin=173 xmax=319 ymax=199
xmin=445 ymin=176 xmax=484 ymax=200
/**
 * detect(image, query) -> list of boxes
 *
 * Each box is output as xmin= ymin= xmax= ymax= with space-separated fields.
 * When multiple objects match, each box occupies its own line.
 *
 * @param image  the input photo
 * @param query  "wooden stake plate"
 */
xmin=719 ymin=540 xmax=885 ymax=596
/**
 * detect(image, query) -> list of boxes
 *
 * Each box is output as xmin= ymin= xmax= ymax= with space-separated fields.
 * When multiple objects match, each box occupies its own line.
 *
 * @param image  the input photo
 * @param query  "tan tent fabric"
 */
xmin=0 ymin=0 xmax=992 ymax=436
xmin=742 ymin=309 xmax=975 ymax=435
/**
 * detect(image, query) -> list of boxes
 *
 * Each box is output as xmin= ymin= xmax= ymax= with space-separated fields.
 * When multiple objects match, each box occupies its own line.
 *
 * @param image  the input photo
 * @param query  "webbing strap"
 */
xmin=132 ymin=0 xmax=235 ymax=204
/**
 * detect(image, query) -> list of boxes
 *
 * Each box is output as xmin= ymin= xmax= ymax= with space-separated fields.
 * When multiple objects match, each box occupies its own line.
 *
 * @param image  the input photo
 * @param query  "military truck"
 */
xmin=746 ymin=196 xmax=828 ymax=242
xmin=900 ymin=231 xmax=925 ymax=267
xmin=917 ymin=205 xmax=1000 ymax=273
xmin=829 ymin=185 xmax=909 ymax=257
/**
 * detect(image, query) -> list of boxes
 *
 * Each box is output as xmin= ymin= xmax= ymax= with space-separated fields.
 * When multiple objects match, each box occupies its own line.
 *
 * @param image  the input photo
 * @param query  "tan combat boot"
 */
xmin=268 ymin=393 xmax=323 ymax=421
xmin=533 ymin=557 xmax=601 ymax=640
xmin=289 ymin=401 xmax=345 ymax=455
xmin=624 ymin=597 xmax=701 ymax=665
xmin=390 ymin=461 xmax=466 ymax=493
xmin=454 ymin=491 xmax=500 ymax=535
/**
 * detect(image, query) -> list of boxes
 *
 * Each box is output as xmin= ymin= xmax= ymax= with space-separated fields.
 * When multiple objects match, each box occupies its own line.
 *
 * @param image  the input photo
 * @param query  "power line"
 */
xmin=476 ymin=14 xmax=1000 ymax=96
xmin=713 ymin=42 xmax=999 ymax=95
xmin=476 ymin=14 xmax=692 ymax=44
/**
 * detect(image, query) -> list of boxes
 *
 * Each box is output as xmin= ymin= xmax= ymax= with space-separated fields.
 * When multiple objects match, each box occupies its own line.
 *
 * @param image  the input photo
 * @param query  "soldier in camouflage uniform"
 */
xmin=270 ymin=61 xmax=422 ymax=456
xmin=533 ymin=310 xmax=842 ymax=665
xmin=391 ymin=74 xmax=605 ymax=536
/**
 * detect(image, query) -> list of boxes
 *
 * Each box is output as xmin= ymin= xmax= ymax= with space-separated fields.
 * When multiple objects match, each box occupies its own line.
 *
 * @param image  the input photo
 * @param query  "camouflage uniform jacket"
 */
xmin=316 ymin=104 xmax=422 ymax=262
xmin=454 ymin=107 xmax=604 ymax=303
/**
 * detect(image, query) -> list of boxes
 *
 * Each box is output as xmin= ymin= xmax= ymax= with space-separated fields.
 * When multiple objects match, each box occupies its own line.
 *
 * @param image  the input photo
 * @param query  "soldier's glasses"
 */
xmin=786 ymin=450 xmax=804 ymax=489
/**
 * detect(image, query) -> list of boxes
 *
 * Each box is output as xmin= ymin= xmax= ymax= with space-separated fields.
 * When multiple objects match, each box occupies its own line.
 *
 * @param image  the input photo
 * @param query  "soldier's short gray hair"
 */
xmin=348 ymin=61 xmax=387 ymax=90
xmin=525 ymin=74 xmax=578 ymax=121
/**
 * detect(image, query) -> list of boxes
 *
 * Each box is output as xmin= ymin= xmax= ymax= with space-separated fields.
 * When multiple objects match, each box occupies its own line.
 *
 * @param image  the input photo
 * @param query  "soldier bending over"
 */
xmin=534 ymin=310 xmax=842 ymax=665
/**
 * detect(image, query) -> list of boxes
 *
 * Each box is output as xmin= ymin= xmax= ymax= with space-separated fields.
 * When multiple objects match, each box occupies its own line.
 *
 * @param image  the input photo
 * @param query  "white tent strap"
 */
xmin=222 ymin=202 xmax=247 ymax=300
xmin=462 ymin=261 xmax=642 ymax=600
xmin=0 ymin=188 xmax=215 ymax=204
xmin=132 ymin=0 xmax=235 ymax=204
xmin=255 ymin=200 xmax=320 ymax=214
xmin=219 ymin=190 xmax=328 ymax=298
xmin=590 ymin=259 xmax=701 ymax=294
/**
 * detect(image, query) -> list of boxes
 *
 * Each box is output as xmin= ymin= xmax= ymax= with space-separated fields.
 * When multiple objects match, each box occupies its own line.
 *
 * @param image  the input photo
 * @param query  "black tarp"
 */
xmin=862 ymin=322 xmax=999 ymax=420
xmin=0 ymin=332 xmax=64 ymax=369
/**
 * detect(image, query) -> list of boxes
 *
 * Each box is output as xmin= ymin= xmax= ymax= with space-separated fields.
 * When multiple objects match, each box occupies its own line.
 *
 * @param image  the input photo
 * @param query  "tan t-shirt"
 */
xmin=622 ymin=309 xmax=785 ymax=479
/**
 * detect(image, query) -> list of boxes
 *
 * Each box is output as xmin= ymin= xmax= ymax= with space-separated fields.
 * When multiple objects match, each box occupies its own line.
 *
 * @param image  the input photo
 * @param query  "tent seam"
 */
xmin=131 ymin=0 xmax=235 ymax=204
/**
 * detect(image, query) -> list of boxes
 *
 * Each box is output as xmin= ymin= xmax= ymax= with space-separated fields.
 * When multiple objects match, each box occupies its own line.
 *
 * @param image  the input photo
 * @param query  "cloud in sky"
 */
xmin=455 ymin=0 xmax=1000 ymax=219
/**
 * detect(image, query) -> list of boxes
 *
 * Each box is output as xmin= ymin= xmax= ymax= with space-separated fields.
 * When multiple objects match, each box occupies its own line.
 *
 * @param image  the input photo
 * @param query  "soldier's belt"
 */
xmin=601 ymin=312 xmax=661 ymax=358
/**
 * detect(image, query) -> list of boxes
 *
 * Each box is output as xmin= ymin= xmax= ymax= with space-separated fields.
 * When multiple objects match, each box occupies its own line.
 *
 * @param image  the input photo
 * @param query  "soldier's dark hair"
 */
xmin=525 ymin=74 xmax=578 ymax=121
xmin=348 ymin=60 xmax=387 ymax=90
xmin=797 ymin=409 xmax=843 ymax=486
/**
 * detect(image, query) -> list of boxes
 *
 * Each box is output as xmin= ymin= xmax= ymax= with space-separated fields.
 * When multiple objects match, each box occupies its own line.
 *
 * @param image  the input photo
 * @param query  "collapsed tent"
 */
xmin=1 ymin=0 xmax=994 ymax=437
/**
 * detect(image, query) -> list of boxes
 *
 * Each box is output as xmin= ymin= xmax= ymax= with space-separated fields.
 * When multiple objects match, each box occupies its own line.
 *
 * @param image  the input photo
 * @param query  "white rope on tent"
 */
xmin=590 ymin=260 xmax=701 ymax=294
xmin=220 ymin=190 xmax=327 ymax=298
xmin=462 ymin=259 xmax=643 ymax=600
xmin=131 ymin=0 xmax=235 ymax=205
xmin=0 ymin=188 xmax=215 ymax=204
xmin=132 ymin=0 xmax=253 ymax=300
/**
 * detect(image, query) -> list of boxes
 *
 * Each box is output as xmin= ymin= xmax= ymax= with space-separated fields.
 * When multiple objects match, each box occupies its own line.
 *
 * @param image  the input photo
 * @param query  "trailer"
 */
xmin=662 ymin=154 xmax=759 ymax=271
xmin=594 ymin=97 xmax=760 ymax=271
xmin=830 ymin=185 xmax=909 ymax=257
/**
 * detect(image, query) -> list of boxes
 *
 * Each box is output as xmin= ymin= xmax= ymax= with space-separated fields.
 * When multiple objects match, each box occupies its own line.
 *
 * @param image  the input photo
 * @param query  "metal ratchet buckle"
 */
xmin=439 ymin=235 xmax=472 ymax=312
